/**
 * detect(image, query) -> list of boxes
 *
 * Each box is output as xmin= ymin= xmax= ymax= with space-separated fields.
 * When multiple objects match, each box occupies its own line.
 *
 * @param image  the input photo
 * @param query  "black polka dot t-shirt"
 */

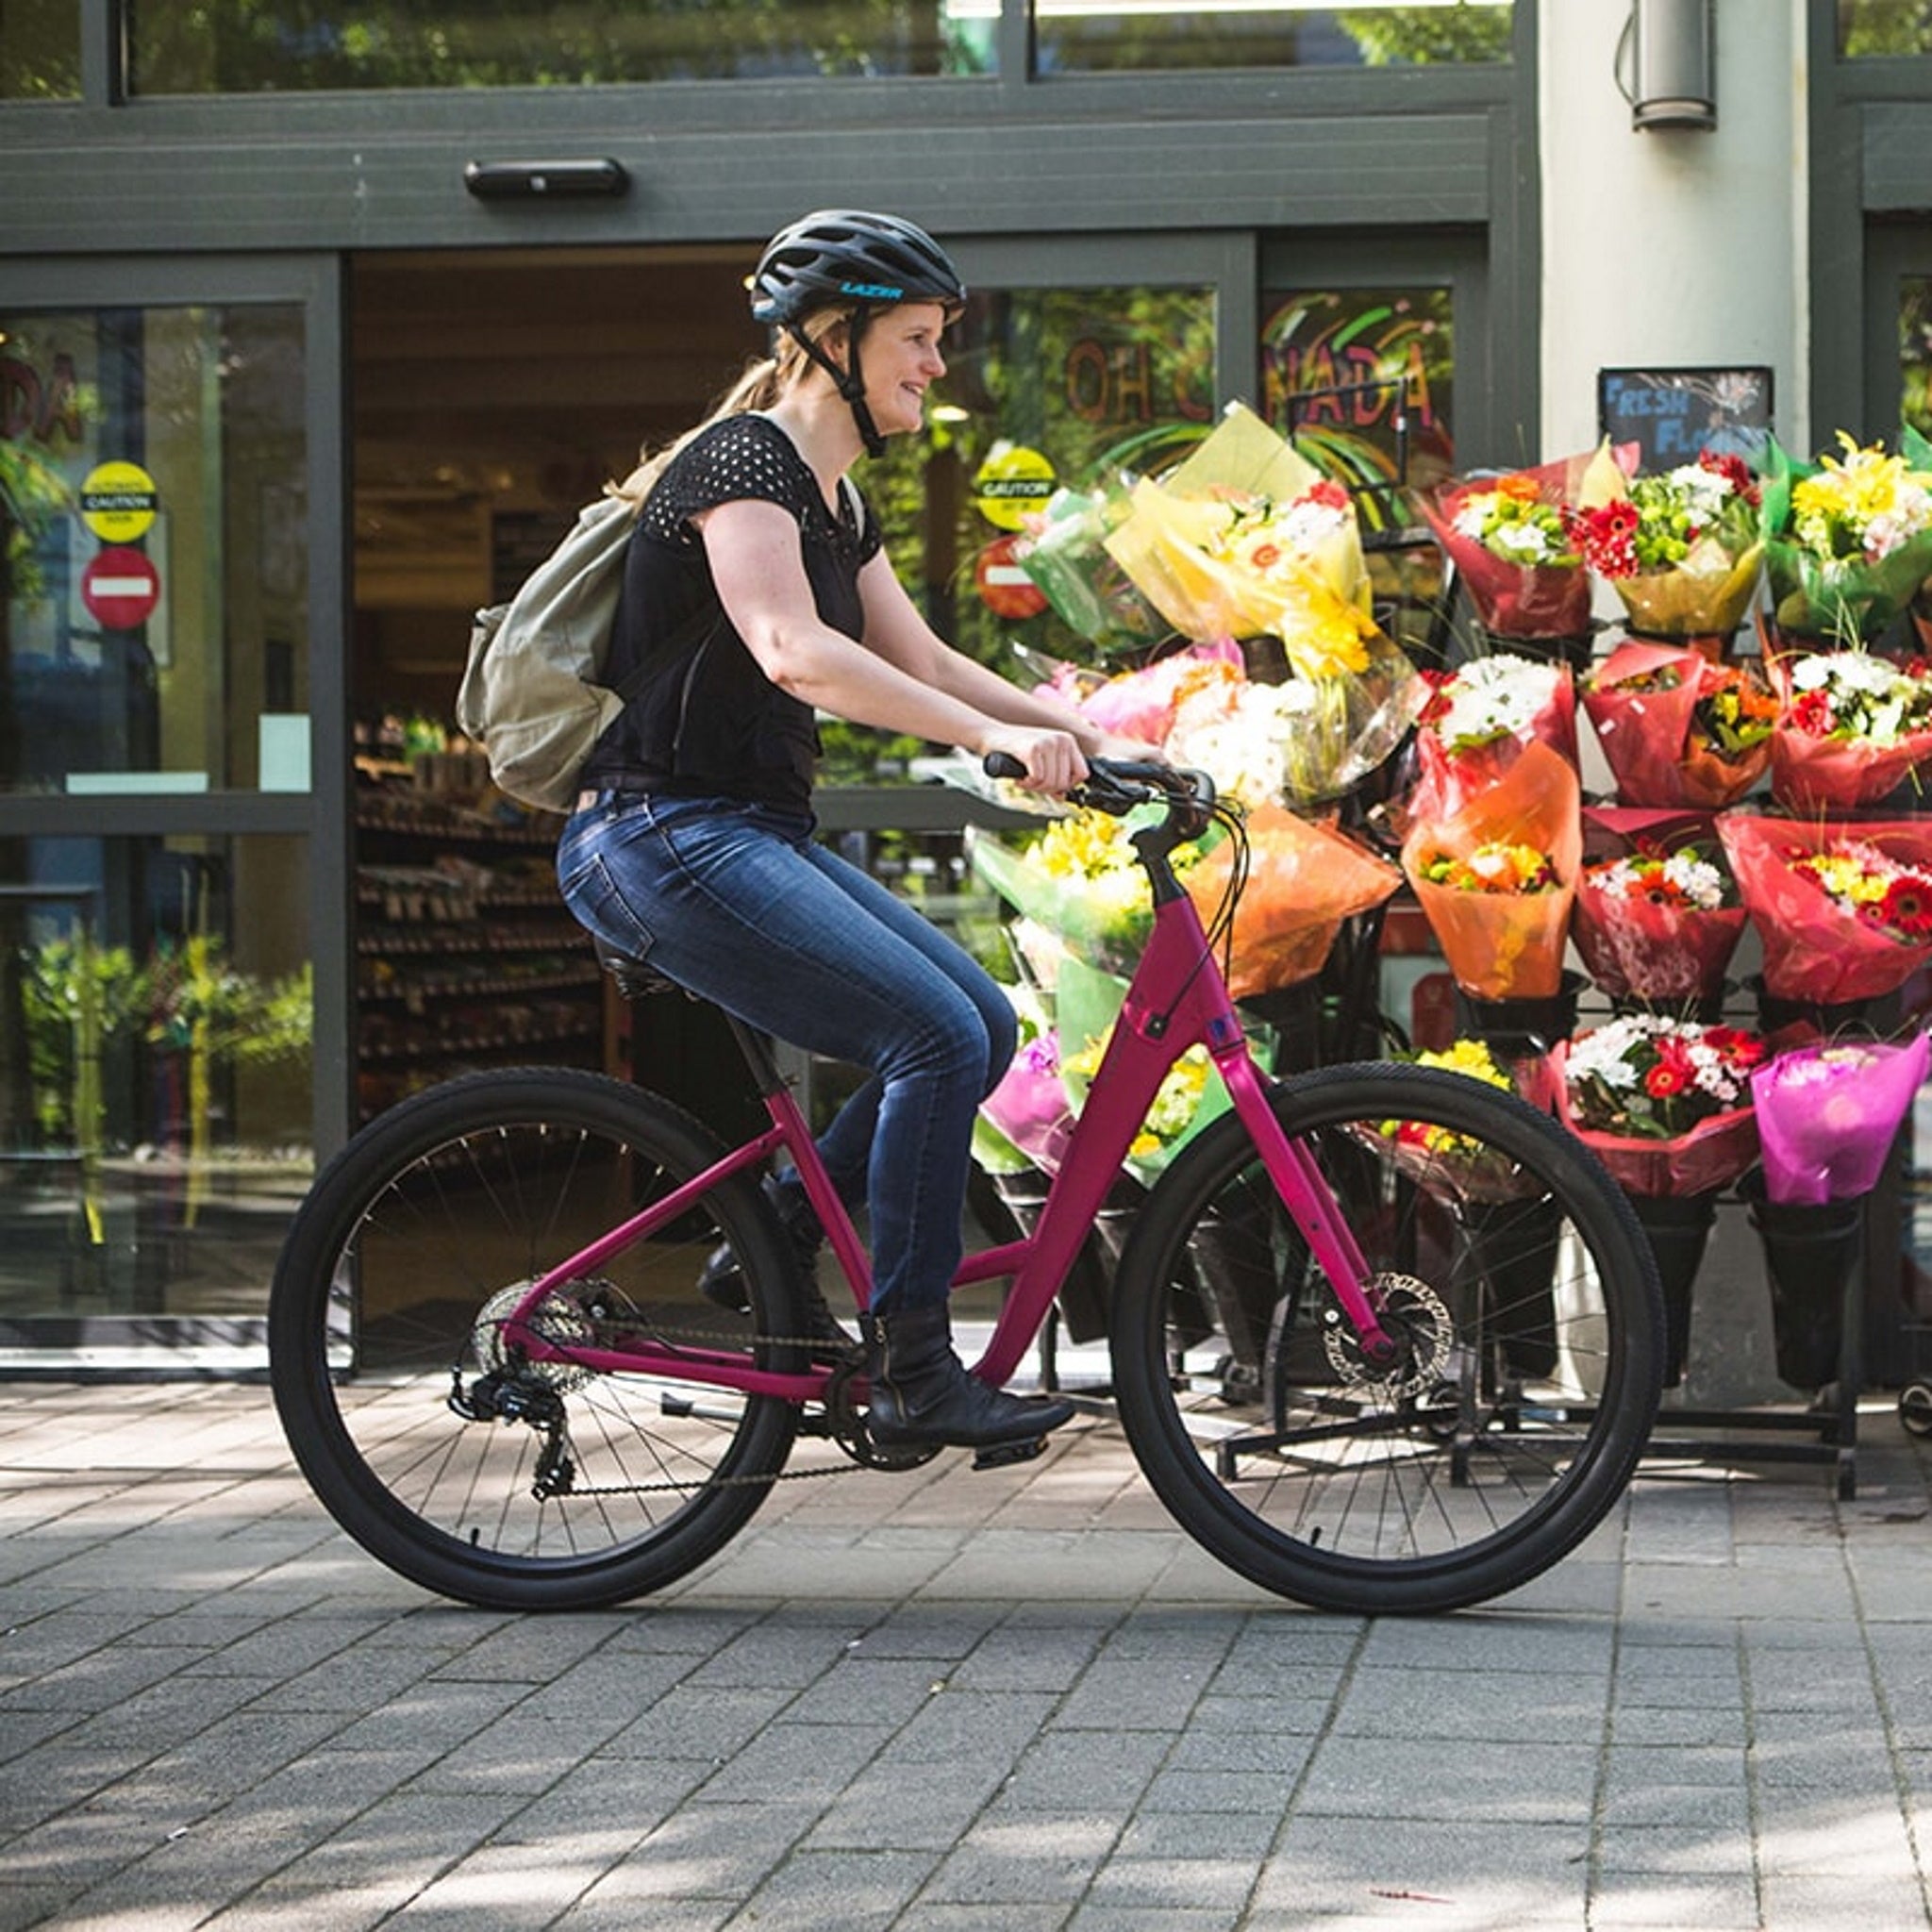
xmin=583 ymin=412 xmax=883 ymax=812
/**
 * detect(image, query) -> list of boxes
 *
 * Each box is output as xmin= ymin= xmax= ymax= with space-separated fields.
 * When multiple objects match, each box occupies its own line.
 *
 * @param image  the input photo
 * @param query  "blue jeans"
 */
xmin=558 ymin=792 xmax=1016 ymax=1313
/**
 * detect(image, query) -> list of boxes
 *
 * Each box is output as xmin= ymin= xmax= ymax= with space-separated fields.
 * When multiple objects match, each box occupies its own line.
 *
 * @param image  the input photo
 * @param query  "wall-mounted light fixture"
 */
xmin=463 ymin=158 xmax=629 ymax=201
xmin=1615 ymin=0 xmax=1716 ymax=133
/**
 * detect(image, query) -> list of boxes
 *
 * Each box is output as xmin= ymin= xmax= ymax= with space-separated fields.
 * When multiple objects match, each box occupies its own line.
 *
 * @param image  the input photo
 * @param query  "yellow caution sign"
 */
xmin=974 ymin=442 xmax=1056 ymax=532
xmin=79 ymin=460 xmax=158 ymax=542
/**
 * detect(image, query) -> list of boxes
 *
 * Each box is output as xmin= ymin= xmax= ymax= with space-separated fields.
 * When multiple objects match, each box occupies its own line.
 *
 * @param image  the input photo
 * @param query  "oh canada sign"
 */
xmin=1597 ymin=366 xmax=1774 ymax=469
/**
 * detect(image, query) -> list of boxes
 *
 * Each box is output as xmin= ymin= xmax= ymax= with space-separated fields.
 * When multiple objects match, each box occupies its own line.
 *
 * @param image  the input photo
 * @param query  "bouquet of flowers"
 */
xmin=1580 ymin=640 xmax=1776 ymax=809
xmin=1551 ymin=1014 xmax=1766 ymax=1197
xmin=1181 ymin=803 xmax=1401 ymax=999
xmin=1103 ymin=403 xmax=1379 ymax=675
xmin=1766 ymin=646 xmax=1932 ymax=812
xmin=1419 ymin=442 xmax=1635 ymax=641
xmin=1565 ymin=450 xmax=1765 ymax=644
xmin=1401 ymin=741 xmax=1582 ymax=1001
xmin=968 ymin=809 xmax=1205 ymax=980
xmin=1760 ymin=429 xmax=1932 ymax=644
xmin=1718 ymin=814 xmax=1932 ymax=1004
xmin=1751 ymin=1031 xmax=1931 ymax=1206
xmin=1570 ymin=827 xmax=1747 ymax=1005
xmin=1032 ymin=639 xmax=1243 ymax=744
xmin=1409 ymin=652 xmax=1577 ymax=821
xmin=1013 ymin=483 xmax=1169 ymax=655
xmin=1162 ymin=658 xmax=1414 ymax=809
xmin=1367 ymin=1038 xmax=1542 ymax=1206
xmin=979 ymin=1024 xmax=1077 ymax=1176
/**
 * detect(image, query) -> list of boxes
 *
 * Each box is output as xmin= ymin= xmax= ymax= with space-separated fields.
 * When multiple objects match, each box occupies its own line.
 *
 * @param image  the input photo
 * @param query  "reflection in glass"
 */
xmin=1 ymin=0 xmax=80 ymax=96
xmin=1902 ymin=276 xmax=1932 ymax=438
xmin=1840 ymin=1 xmax=1932 ymax=56
xmin=0 ymin=835 xmax=313 ymax=1328
xmin=1262 ymin=284 xmax=1455 ymax=657
xmin=1031 ymin=0 xmax=1511 ymax=75
xmin=0 ymin=304 xmax=308 ymax=794
xmin=129 ymin=0 xmax=991 ymax=92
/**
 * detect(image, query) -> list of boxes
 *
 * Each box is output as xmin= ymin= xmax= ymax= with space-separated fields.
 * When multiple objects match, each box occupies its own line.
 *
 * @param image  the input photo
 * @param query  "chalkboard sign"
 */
xmin=1597 ymin=366 xmax=1774 ymax=471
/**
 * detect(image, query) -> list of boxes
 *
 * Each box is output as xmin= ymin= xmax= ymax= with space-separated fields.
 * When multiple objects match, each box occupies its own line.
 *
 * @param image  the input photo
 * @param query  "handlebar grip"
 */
xmin=982 ymin=751 xmax=1029 ymax=782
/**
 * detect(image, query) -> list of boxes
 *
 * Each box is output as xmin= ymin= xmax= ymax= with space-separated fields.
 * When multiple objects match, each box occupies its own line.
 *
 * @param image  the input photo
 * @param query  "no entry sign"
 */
xmin=81 ymin=546 xmax=161 ymax=630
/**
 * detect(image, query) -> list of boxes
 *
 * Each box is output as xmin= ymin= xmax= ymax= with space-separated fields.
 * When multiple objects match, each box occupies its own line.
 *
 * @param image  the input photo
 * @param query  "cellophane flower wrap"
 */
xmin=1053 ymin=956 xmax=1264 ymax=1187
xmin=1162 ymin=658 xmax=1411 ymax=809
xmin=1362 ymin=1039 xmax=1545 ymax=1207
xmin=1581 ymin=641 xmax=1775 ymax=809
xmin=1182 ymin=803 xmax=1400 ymax=999
xmin=1036 ymin=639 xmax=1243 ymax=743
xmin=1718 ymin=813 xmax=1932 ymax=1004
xmin=968 ymin=809 xmax=1204 ymax=980
xmin=1766 ymin=646 xmax=1932 ymax=812
xmin=1013 ymin=483 xmax=1168 ymax=655
xmin=1565 ymin=450 xmax=1766 ymax=641
xmin=1571 ymin=824 xmax=1747 ymax=1004
xmin=1760 ymin=429 xmax=1932 ymax=643
xmin=1750 ymin=1032 xmax=1931 ymax=1205
xmin=979 ymin=1023 xmax=1077 ymax=1176
xmin=1099 ymin=403 xmax=1426 ymax=784
xmin=1419 ymin=442 xmax=1635 ymax=641
xmin=1409 ymin=652 xmax=1577 ymax=821
xmin=1550 ymin=1015 xmax=1766 ymax=1197
xmin=1401 ymin=740 xmax=1582 ymax=1001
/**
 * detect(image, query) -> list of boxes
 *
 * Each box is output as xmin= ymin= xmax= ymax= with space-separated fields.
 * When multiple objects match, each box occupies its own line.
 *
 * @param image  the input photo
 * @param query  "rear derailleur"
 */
xmin=447 ymin=1365 xmax=578 ymax=1499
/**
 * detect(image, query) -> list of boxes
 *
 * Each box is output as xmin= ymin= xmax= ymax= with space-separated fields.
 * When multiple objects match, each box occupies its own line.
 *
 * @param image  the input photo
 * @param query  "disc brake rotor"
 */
xmin=1324 ymin=1273 xmax=1454 ymax=1400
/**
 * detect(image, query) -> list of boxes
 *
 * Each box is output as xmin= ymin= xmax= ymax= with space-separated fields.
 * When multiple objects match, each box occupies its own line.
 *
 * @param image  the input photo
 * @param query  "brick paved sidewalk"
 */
xmin=3 ymin=1380 xmax=1931 ymax=1931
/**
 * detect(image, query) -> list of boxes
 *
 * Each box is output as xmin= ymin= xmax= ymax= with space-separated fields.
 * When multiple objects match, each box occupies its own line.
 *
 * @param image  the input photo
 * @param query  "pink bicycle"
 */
xmin=271 ymin=759 xmax=1663 ymax=1616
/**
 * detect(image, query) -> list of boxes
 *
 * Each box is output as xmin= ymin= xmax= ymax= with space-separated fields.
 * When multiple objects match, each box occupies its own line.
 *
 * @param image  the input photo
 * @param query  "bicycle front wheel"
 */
xmin=270 ymin=1069 xmax=803 ymax=1610
xmin=1110 ymin=1062 xmax=1664 ymax=1615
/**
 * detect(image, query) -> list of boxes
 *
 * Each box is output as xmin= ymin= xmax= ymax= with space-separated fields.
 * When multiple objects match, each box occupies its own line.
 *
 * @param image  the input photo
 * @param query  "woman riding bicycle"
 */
xmin=558 ymin=208 xmax=1154 ymax=1457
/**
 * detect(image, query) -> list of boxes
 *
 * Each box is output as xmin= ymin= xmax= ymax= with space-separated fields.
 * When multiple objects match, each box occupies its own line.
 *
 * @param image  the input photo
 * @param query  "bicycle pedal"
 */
xmin=971 ymin=1436 xmax=1047 ymax=1473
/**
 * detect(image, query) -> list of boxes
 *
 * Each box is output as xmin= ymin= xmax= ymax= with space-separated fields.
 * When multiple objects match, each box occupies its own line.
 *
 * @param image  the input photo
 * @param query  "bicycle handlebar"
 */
xmin=981 ymin=752 xmax=1218 ymax=826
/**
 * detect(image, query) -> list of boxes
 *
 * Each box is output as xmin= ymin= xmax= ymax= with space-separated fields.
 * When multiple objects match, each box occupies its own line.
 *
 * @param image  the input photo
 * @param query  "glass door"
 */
xmin=0 ymin=255 xmax=345 ymax=1369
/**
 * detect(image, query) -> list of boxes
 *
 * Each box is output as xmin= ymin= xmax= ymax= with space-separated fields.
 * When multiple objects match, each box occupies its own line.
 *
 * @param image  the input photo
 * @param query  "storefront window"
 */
xmin=847 ymin=281 xmax=1214 ymax=778
xmin=1840 ymin=1 xmax=1932 ymax=56
xmin=0 ymin=0 xmax=80 ymax=96
xmin=1902 ymin=275 xmax=1932 ymax=438
xmin=0 ymin=302 xmax=309 ymax=795
xmin=1260 ymin=281 xmax=1454 ymax=653
xmin=127 ymin=0 xmax=992 ymax=92
xmin=0 ymin=833 xmax=313 ymax=1340
xmin=1033 ymin=0 xmax=1511 ymax=75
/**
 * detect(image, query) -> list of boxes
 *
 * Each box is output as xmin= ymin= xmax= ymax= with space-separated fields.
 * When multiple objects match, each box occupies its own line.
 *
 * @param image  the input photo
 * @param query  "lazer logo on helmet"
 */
xmin=840 ymin=280 xmax=907 ymax=301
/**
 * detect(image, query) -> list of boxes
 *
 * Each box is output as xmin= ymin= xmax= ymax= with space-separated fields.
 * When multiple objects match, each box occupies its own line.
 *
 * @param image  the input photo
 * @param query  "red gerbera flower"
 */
xmin=1879 ymin=874 xmax=1932 ymax=939
xmin=1644 ymin=1061 xmax=1689 ymax=1100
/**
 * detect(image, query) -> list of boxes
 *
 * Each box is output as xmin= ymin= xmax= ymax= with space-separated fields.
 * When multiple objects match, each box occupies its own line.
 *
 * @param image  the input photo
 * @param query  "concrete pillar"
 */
xmin=1539 ymin=0 xmax=1807 ymax=465
xmin=1540 ymin=2 xmax=1813 ymax=1407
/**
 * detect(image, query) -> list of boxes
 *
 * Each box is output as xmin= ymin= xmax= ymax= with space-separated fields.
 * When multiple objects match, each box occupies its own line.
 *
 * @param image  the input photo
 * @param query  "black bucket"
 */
xmin=1627 ymin=1189 xmax=1720 ymax=1389
xmin=1740 ymin=1170 xmax=1861 ymax=1391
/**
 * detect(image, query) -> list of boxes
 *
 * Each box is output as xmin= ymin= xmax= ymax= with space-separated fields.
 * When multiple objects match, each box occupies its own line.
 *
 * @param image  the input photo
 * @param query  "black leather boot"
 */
xmin=866 ymin=1302 xmax=1074 ymax=1454
xmin=699 ymin=1178 xmax=856 ymax=1358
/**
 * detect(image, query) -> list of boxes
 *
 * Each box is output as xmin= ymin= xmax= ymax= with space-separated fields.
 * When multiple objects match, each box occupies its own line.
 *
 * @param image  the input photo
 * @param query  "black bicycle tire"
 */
xmin=269 ymin=1067 xmax=801 ymax=1609
xmin=1108 ymin=1060 xmax=1664 ymax=1615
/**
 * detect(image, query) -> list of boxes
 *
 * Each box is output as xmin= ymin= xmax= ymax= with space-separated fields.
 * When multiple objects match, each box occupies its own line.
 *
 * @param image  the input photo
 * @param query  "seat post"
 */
xmin=723 ymin=1012 xmax=790 ymax=1100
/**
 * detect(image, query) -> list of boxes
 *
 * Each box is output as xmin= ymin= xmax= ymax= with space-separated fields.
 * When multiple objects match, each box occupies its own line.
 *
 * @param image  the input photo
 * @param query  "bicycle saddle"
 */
xmin=591 ymin=934 xmax=681 ymax=1000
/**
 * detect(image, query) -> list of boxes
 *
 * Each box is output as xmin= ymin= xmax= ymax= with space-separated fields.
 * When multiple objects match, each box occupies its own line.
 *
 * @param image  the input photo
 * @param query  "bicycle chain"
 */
xmin=480 ymin=1304 xmax=899 ymax=1496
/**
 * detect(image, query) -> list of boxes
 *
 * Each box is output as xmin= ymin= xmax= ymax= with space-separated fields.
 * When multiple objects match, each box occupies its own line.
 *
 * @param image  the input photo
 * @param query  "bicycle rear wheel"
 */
xmin=1110 ymin=1061 xmax=1663 ymax=1615
xmin=270 ymin=1068 xmax=804 ymax=1609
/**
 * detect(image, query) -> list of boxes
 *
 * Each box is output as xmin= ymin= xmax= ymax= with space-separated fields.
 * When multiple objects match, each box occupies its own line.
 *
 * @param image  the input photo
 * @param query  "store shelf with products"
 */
xmin=352 ymin=760 xmax=608 ymax=1122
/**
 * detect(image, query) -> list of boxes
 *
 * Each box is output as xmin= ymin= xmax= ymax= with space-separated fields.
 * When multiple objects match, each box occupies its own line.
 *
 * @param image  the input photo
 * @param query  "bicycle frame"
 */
xmin=500 ymin=825 xmax=1398 ymax=1402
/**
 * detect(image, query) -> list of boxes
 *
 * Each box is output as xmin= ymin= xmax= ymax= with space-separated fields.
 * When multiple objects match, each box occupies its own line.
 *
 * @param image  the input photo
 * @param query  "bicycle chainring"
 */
xmin=1323 ymin=1273 xmax=1454 ymax=1401
xmin=823 ymin=1357 xmax=941 ymax=1472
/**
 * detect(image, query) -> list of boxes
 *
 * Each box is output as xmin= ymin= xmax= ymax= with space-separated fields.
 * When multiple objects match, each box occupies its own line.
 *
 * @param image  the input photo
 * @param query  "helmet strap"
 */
xmin=786 ymin=308 xmax=887 ymax=459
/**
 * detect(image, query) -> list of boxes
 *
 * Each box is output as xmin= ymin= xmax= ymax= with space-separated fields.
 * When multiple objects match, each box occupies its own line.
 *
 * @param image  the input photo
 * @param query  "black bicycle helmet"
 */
xmin=749 ymin=209 xmax=967 ymax=457
xmin=750 ymin=208 xmax=966 ymax=328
